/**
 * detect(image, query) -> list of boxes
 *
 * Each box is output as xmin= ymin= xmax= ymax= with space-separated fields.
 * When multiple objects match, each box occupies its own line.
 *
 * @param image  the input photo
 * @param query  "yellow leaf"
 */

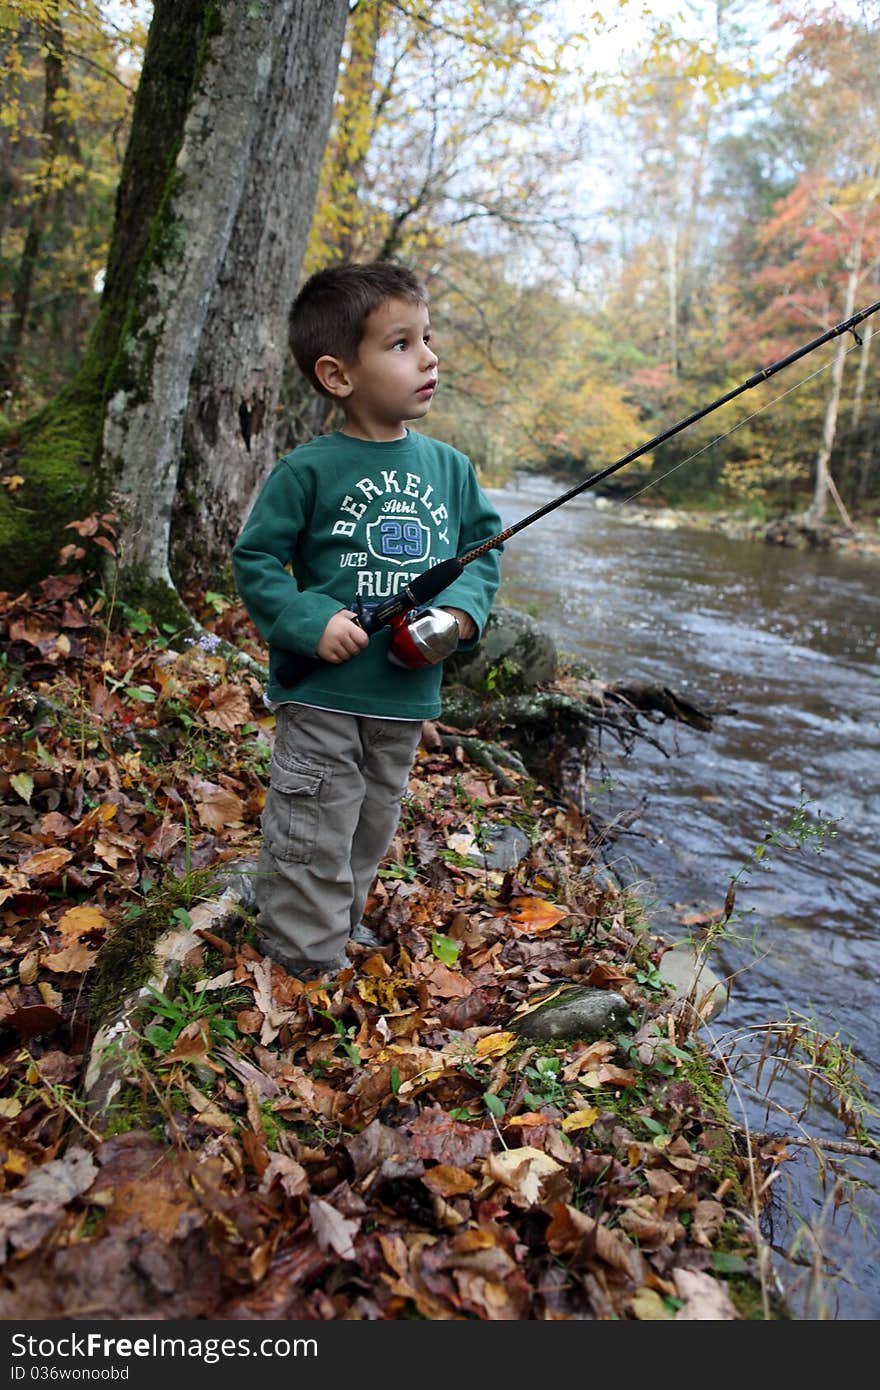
xmin=632 ymin=1287 xmax=675 ymax=1320
xmin=474 ymin=1030 xmax=516 ymax=1058
xmin=0 ymin=1097 xmax=22 ymax=1118
xmin=561 ymin=1106 xmax=600 ymax=1133
xmin=57 ymin=905 xmax=109 ymax=941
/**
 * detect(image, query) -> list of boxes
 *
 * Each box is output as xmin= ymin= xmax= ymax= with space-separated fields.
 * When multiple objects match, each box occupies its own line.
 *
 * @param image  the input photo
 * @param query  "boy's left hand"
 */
xmin=441 ymin=607 xmax=477 ymax=641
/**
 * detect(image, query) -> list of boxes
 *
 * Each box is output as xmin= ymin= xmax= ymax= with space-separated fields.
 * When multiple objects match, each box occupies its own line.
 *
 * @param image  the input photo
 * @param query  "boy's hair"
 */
xmin=290 ymin=260 xmax=427 ymax=396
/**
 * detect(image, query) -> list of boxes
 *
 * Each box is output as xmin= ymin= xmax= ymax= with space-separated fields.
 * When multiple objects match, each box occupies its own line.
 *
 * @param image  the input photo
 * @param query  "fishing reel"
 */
xmin=386 ymin=606 xmax=461 ymax=670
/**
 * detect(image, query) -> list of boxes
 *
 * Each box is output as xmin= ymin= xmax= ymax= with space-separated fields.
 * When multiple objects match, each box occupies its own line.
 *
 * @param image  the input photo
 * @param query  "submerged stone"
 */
xmin=658 ymin=942 xmax=729 ymax=1020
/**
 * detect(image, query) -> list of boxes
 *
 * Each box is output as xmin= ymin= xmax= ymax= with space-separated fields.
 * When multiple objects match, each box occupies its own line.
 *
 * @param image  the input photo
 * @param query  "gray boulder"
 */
xmin=445 ymin=606 xmax=558 ymax=694
xmin=510 ymin=986 xmax=627 ymax=1041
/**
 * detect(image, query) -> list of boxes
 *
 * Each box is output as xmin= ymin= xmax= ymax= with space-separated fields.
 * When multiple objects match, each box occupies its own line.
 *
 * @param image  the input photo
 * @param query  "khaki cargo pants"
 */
xmin=255 ymin=702 xmax=422 ymax=967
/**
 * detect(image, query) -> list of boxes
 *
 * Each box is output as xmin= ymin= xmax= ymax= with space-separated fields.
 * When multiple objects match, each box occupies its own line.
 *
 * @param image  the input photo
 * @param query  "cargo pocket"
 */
xmin=262 ymin=753 xmax=325 ymax=863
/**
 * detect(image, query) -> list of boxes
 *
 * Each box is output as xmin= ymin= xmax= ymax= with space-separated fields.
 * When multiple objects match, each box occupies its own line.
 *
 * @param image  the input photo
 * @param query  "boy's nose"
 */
xmin=421 ymin=342 xmax=438 ymax=369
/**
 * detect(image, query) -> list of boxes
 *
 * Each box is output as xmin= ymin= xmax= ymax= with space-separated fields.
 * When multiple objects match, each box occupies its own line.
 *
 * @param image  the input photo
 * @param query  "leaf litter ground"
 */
xmin=0 ymin=565 xmax=786 ymax=1320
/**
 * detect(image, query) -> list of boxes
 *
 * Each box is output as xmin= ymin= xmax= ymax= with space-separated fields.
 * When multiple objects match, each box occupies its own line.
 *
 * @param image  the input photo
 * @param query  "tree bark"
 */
xmin=174 ymin=0 xmax=350 ymax=588
xmin=805 ymin=270 xmax=858 ymax=525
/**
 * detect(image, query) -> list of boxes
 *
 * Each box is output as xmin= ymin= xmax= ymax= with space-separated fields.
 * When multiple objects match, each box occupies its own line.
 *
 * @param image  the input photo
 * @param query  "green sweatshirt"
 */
xmin=232 ymin=430 xmax=503 ymax=718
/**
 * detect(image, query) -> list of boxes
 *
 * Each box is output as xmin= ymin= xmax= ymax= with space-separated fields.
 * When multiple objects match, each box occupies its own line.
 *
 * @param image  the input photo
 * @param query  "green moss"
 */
xmin=90 ymin=867 xmax=225 ymax=1024
xmin=114 ymin=566 xmax=195 ymax=632
xmin=0 ymin=363 xmax=104 ymax=590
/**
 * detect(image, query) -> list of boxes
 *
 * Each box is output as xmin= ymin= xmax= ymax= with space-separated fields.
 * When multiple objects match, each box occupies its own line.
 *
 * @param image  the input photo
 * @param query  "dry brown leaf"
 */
xmin=308 ymin=1197 xmax=359 ymax=1260
xmin=18 ymin=847 xmax=73 ymax=878
xmin=421 ymin=1165 xmax=477 ymax=1197
xmin=190 ymin=780 xmax=245 ymax=831
xmin=673 ymin=1267 xmax=741 ymax=1320
xmin=203 ymin=683 xmax=252 ymax=731
xmin=43 ymin=942 xmax=99 ymax=974
xmin=484 ymin=1147 xmax=565 ymax=1207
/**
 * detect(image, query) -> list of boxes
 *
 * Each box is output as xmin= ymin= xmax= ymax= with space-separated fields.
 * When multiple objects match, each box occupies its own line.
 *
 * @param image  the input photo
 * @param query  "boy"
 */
xmin=232 ymin=261 xmax=502 ymax=980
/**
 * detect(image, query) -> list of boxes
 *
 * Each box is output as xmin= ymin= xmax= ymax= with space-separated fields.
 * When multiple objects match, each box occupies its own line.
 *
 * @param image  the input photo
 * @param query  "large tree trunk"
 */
xmin=0 ymin=0 xmax=349 ymax=605
xmin=174 ymin=2 xmax=350 ymax=588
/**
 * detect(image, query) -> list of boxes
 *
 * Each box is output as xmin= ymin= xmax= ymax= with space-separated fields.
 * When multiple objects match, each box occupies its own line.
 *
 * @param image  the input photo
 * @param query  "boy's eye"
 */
xmin=392 ymin=339 xmax=407 ymax=351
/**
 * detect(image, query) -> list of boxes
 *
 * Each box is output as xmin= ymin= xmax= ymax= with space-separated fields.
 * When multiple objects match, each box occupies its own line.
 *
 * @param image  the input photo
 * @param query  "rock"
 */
xmin=445 ymin=606 xmax=558 ymax=694
xmin=510 ymin=986 xmax=627 ymax=1040
xmin=470 ymin=823 xmax=531 ymax=872
xmin=658 ymin=942 xmax=729 ymax=1020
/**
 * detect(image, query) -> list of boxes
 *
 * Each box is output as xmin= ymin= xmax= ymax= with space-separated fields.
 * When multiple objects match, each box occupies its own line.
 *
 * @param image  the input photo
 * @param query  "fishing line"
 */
xmin=621 ymin=338 xmax=860 ymax=505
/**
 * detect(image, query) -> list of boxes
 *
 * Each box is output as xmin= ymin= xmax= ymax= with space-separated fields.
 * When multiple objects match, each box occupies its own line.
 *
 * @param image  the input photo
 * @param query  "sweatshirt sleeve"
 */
xmin=433 ymin=459 xmax=503 ymax=650
xmin=232 ymin=460 xmax=343 ymax=657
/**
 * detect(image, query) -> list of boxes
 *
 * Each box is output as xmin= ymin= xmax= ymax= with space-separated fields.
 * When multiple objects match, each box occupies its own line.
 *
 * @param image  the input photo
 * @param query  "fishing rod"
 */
xmin=276 ymin=297 xmax=880 ymax=687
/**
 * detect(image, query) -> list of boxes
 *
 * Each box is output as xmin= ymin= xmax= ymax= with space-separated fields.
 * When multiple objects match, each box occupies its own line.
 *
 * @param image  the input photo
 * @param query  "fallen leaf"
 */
xmin=19 ymin=847 xmax=73 ymax=878
xmin=190 ymin=781 xmax=245 ymax=831
xmin=673 ymin=1267 xmax=740 ymax=1320
xmin=258 ymin=1153 xmax=309 ymax=1199
xmin=18 ymin=951 xmax=40 ymax=986
xmin=308 ymin=1197 xmax=359 ymax=1260
xmin=508 ymin=896 xmax=569 ymax=934
xmin=56 ymin=905 xmax=109 ymax=941
xmin=10 ymin=774 xmax=34 ymax=805
xmin=421 ymin=1165 xmax=477 ymax=1197
xmin=484 ymin=1147 xmax=565 ymax=1207
xmin=409 ymin=1108 xmax=494 ymax=1167
xmin=203 ymin=683 xmax=251 ymax=731
xmin=632 ymin=1286 xmax=675 ymax=1320
xmin=561 ymin=1107 xmax=600 ymax=1133
xmin=43 ymin=942 xmax=99 ymax=975
xmin=3 ymin=1005 xmax=63 ymax=1041
xmin=474 ymin=1031 xmax=516 ymax=1058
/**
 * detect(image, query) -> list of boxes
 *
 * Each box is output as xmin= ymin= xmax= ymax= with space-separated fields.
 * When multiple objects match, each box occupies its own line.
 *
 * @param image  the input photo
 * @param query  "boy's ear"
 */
xmin=314 ymin=354 xmax=353 ymax=399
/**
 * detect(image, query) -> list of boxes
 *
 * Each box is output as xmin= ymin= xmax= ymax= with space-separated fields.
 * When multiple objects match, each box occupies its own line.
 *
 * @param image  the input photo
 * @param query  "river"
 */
xmin=485 ymin=474 xmax=880 ymax=1320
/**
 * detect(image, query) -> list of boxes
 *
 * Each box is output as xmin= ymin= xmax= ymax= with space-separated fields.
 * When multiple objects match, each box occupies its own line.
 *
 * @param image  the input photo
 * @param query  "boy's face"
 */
xmin=327 ymin=297 xmax=438 ymax=440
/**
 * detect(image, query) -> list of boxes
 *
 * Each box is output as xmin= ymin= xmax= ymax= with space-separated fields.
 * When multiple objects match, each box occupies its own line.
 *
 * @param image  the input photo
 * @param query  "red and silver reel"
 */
xmin=387 ymin=606 xmax=461 ymax=670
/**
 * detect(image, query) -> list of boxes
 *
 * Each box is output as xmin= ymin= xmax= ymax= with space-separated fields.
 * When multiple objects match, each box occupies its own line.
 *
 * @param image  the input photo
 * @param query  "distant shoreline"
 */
xmin=592 ymin=495 xmax=880 ymax=560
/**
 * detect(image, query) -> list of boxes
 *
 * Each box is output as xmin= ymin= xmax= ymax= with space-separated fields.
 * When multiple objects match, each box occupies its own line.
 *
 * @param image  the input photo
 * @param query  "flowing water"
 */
xmin=485 ymin=474 xmax=880 ymax=1319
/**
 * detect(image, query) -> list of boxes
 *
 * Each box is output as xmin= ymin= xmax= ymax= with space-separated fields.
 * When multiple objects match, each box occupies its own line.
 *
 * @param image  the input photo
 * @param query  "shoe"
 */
xmin=294 ymin=952 xmax=349 ymax=982
xmin=257 ymin=934 xmax=348 ymax=981
xmin=350 ymin=922 xmax=382 ymax=947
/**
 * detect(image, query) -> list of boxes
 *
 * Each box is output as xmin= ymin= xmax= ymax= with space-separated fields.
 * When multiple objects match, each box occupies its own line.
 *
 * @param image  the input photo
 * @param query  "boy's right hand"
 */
xmin=317 ymin=609 xmax=370 ymax=663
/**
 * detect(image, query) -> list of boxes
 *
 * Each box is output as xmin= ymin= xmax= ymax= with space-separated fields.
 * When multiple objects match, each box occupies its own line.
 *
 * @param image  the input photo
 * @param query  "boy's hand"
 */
xmin=317 ymin=610 xmax=370 ymax=663
xmin=441 ymin=606 xmax=477 ymax=641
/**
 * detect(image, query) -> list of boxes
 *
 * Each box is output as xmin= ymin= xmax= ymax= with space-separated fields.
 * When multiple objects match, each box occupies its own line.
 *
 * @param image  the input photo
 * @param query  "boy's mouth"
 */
xmin=417 ymin=379 xmax=437 ymax=397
